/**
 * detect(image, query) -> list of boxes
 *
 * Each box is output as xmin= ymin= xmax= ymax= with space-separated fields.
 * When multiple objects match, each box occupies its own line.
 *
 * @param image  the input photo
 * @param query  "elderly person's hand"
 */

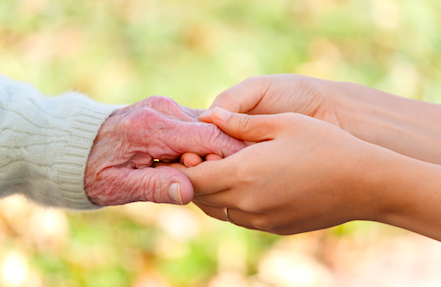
xmin=84 ymin=96 xmax=246 ymax=207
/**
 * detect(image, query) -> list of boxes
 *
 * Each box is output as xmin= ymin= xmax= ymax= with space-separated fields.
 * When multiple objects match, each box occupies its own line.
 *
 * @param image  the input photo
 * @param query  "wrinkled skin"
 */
xmin=85 ymin=96 xmax=246 ymax=206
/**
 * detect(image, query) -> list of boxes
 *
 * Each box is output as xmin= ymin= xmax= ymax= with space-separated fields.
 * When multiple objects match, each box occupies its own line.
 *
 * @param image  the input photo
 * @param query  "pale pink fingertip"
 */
xmin=206 ymin=154 xmax=222 ymax=161
xmin=213 ymin=107 xmax=231 ymax=122
xmin=169 ymin=183 xmax=183 ymax=204
xmin=198 ymin=109 xmax=213 ymax=122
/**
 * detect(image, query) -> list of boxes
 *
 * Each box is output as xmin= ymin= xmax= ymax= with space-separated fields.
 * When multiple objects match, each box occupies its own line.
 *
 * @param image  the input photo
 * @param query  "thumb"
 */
xmin=98 ymin=165 xmax=194 ymax=206
xmin=210 ymin=107 xmax=279 ymax=142
xmin=139 ymin=166 xmax=195 ymax=205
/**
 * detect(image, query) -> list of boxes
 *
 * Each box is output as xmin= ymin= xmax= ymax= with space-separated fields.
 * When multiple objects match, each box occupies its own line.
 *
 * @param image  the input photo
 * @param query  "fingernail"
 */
xmin=169 ymin=183 xmax=183 ymax=204
xmin=182 ymin=159 xmax=190 ymax=167
xmin=199 ymin=109 xmax=213 ymax=119
xmin=214 ymin=107 xmax=231 ymax=122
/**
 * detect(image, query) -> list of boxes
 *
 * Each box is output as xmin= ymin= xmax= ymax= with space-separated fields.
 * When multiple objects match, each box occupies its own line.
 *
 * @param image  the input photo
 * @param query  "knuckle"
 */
xmin=124 ymin=108 xmax=166 ymax=136
xmin=145 ymin=95 xmax=165 ymax=105
xmin=249 ymin=215 xmax=273 ymax=231
xmin=204 ymin=123 xmax=221 ymax=137
xmin=143 ymin=172 xmax=164 ymax=203
xmin=215 ymin=91 xmax=235 ymax=106
xmin=234 ymin=167 xmax=255 ymax=185
xmin=238 ymin=115 xmax=252 ymax=132
xmin=120 ymin=114 xmax=137 ymax=128
xmin=203 ymin=124 xmax=223 ymax=145
xmin=130 ymin=97 xmax=155 ymax=109
xmin=236 ymin=196 xmax=263 ymax=214
xmin=125 ymin=95 xmax=179 ymax=115
xmin=150 ymin=95 xmax=179 ymax=110
xmin=242 ymin=76 xmax=268 ymax=93
xmin=236 ymin=200 xmax=253 ymax=213
xmin=195 ymin=123 xmax=245 ymax=157
xmin=293 ymin=76 xmax=323 ymax=99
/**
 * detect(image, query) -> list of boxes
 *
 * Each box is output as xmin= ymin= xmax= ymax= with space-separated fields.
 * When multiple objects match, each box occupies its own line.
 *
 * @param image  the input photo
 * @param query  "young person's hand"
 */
xmin=177 ymin=108 xmax=391 ymax=235
xmin=175 ymin=108 xmax=441 ymax=241
xmin=197 ymin=74 xmax=441 ymax=164
xmin=199 ymin=74 xmax=340 ymax=126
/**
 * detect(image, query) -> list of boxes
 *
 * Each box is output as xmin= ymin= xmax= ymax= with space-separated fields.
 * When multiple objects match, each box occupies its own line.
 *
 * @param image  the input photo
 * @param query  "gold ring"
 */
xmin=223 ymin=207 xmax=233 ymax=223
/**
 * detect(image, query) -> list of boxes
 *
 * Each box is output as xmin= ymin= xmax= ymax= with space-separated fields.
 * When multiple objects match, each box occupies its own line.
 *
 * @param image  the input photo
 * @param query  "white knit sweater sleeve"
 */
xmin=0 ymin=75 xmax=121 ymax=210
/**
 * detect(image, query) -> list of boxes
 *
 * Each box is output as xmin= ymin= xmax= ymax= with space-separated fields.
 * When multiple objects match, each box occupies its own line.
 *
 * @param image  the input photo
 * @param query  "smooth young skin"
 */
xmin=85 ymin=96 xmax=246 ymax=206
xmin=179 ymin=109 xmax=386 ymax=235
xmin=198 ymin=74 xmax=441 ymax=164
xmin=176 ymin=108 xmax=441 ymax=241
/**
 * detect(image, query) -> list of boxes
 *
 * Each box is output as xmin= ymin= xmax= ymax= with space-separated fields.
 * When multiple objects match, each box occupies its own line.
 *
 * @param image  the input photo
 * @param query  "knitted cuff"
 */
xmin=54 ymin=94 xmax=124 ymax=210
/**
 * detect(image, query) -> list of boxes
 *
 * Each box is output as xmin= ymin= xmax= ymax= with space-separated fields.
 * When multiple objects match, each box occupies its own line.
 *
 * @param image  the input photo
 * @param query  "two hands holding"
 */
xmin=85 ymin=74 xmax=441 ymax=241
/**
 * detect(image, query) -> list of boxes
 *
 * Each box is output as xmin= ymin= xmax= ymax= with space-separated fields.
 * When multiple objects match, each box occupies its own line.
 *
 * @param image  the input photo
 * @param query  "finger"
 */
xmin=170 ymin=120 xmax=246 ymax=158
xmin=182 ymin=106 xmax=206 ymax=118
xmin=153 ymin=159 xmax=236 ymax=195
xmin=192 ymin=202 xmax=259 ymax=230
xmin=198 ymin=109 xmax=214 ymax=123
xmin=178 ymin=159 xmax=236 ymax=195
xmin=205 ymin=154 xmax=222 ymax=161
xmin=152 ymin=162 xmax=189 ymax=174
xmin=180 ymin=153 xmax=221 ymax=166
xmin=132 ymin=108 xmax=246 ymax=159
xmin=192 ymin=192 xmax=235 ymax=209
xmin=194 ymin=188 xmax=267 ymax=214
xmin=210 ymin=107 xmax=281 ymax=142
xmin=193 ymin=191 xmax=240 ymax=209
xmin=181 ymin=153 xmax=203 ymax=167
xmin=105 ymin=165 xmax=194 ymax=205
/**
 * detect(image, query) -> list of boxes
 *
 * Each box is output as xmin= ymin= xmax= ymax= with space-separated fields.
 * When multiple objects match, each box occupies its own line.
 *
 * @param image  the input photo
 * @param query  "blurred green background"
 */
xmin=1 ymin=0 xmax=441 ymax=286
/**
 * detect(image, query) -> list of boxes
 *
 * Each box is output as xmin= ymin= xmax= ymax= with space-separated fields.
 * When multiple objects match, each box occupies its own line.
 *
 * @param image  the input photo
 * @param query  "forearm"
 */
xmin=332 ymin=82 xmax=441 ymax=164
xmin=372 ymin=150 xmax=441 ymax=241
xmin=0 ymin=75 xmax=120 ymax=209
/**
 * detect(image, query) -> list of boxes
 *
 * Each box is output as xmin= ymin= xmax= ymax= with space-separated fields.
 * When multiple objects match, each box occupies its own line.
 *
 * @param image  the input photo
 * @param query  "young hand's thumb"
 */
xmin=210 ymin=107 xmax=278 ymax=142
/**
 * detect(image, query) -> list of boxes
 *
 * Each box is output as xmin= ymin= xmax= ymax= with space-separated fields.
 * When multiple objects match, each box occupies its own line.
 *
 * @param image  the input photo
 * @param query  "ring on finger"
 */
xmin=223 ymin=207 xmax=234 ymax=224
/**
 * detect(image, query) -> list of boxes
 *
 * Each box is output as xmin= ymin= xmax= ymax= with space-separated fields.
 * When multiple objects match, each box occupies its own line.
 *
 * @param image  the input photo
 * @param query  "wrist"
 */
xmin=326 ymin=80 xmax=412 ymax=149
xmin=364 ymin=146 xmax=441 ymax=241
xmin=360 ymin=146 xmax=408 ymax=222
xmin=325 ymin=81 xmax=373 ymax=140
xmin=342 ymin=142 xmax=399 ymax=223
